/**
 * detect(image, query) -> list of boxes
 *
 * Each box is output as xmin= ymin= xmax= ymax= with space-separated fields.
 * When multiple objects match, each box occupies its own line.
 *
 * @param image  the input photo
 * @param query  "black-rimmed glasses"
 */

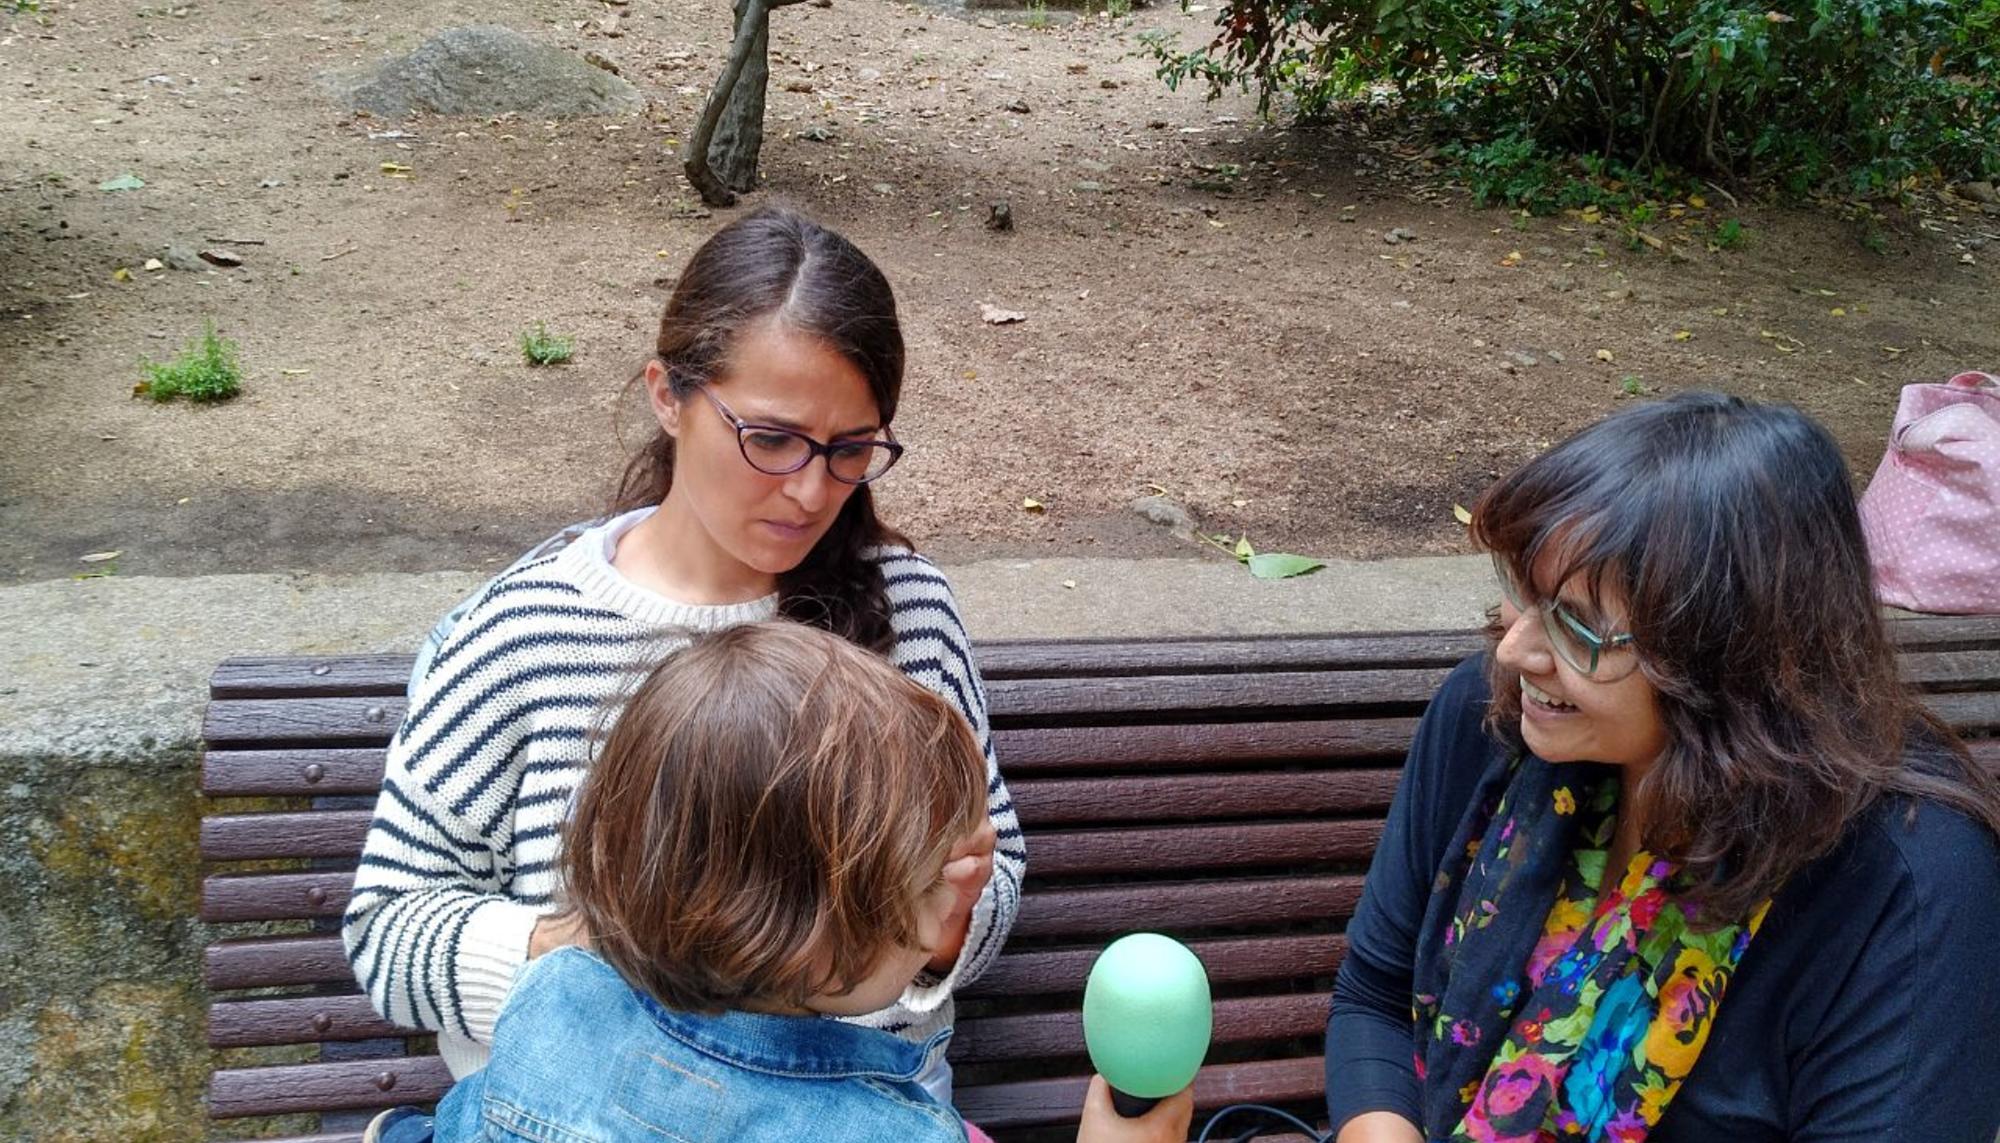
xmin=695 ymin=385 xmax=904 ymax=485
xmin=1493 ymin=554 xmax=1640 ymax=681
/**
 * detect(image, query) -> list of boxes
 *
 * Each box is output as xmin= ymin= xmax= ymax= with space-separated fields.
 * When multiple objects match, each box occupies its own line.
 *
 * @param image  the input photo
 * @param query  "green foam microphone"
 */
xmin=1082 ymin=933 xmax=1213 ymax=1118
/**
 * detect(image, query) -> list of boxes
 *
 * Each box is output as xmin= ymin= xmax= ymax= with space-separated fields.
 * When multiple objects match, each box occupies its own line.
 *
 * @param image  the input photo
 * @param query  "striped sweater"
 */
xmin=342 ymin=508 xmax=1026 ymax=1078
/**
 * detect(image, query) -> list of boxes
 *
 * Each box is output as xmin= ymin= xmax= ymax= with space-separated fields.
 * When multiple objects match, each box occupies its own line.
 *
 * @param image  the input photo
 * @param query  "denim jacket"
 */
xmin=431 ymin=947 xmax=967 ymax=1143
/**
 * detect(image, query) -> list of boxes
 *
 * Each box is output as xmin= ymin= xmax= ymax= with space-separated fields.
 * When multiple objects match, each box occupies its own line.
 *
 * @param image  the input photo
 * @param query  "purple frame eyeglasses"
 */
xmin=694 ymin=384 xmax=904 ymax=485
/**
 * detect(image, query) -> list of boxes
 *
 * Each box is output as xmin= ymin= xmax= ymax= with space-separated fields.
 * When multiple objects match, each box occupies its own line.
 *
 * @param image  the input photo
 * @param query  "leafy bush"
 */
xmin=1149 ymin=0 xmax=2000 ymax=195
xmin=138 ymin=323 xmax=242 ymax=403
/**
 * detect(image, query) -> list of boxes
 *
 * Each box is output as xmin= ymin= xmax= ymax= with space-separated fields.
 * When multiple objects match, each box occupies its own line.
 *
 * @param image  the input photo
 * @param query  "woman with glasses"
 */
xmin=1326 ymin=392 xmax=2000 ymax=1142
xmin=345 ymin=207 xmax=1022 ymax=1105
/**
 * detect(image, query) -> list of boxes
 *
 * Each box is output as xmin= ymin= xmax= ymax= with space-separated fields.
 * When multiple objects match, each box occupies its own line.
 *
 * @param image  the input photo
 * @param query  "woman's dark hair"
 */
xmin=615 ymin=205 xmax=909 ymax=652
xmin=562 ymin=622 xmax=987 ymax=1014
xmin=1472 ymin=391 xmax=2000 ymax=920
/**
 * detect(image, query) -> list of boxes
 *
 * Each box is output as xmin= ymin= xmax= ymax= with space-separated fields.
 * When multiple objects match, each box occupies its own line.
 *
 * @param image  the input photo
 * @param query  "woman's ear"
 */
xmin=643 ymin=359 xmax=682 ymax=438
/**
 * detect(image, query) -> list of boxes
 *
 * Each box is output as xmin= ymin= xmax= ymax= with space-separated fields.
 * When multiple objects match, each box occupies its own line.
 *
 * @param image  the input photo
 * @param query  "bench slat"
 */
xmin=1015 ymin=875 xmax=1364 ymax=939
xmin=203 ymin=748 xmax=388 ymax=797
xmin=987 ymin=667 xmax=1453 ymax=722
xmin=1013 ymin=771 xmax=1399 ymax=824
xmin=211 ymin=654 xmax=413 ymax=699
xmin=206 ymin=934 xmax=356 ymax=991
xmin=1029 ymin=820 xmax=1382 ymax=877
xmin=210 ymin=993 xmax=404 ymax=1049
xmin=995 ymin=718 xmax=1418 ymax=772
xmin=954 ymin=1054 xmax=1326 ymax=1130
xmin=204 ymin=812 xmax=374 ymax=861
xmin=967 ymin=933 xmax=1345 ymax=999
xmin=203 ymin=872 xmax=348 ymax=923
xmin=977 ymin=632 xmax=1485 ymax=678
xmin=204 ymin=697 xmax=406 ymax=747
xmin=1898 ymin=648 xmax=2000 ymax=689
xmin=209 ymin=1055 xmax=453 ymax=1119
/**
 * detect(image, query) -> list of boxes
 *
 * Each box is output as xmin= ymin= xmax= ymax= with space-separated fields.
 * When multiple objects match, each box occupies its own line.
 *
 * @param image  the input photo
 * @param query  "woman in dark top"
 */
xmin=1326 ymin=392 xmax=2000 ymax=1143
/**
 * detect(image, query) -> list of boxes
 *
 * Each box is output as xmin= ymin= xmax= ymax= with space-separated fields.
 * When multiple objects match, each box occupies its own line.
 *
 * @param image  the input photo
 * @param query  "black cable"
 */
xmin=1195 ymin=1102 xmax=1331 ymax=1143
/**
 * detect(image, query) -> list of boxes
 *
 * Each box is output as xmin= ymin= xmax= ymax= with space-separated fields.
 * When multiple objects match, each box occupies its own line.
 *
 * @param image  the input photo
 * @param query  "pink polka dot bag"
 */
xmin=1858 ymin=371 xmax=2000 ymax=614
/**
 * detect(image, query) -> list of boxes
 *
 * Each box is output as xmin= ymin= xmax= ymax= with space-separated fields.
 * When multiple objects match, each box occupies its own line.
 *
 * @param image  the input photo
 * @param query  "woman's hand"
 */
xmin=924 ymin=820 xmax=996 ymax=972
xmin=1075 ymin=1075 xmax=1194 ymax=1143
xmin=527 ymin=911 xmax=589 ymax=959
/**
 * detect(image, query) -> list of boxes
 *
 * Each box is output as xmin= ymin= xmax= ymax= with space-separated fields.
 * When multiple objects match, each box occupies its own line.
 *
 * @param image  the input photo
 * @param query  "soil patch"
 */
xmin=1 ymin=0 xmax=1994 ymax=584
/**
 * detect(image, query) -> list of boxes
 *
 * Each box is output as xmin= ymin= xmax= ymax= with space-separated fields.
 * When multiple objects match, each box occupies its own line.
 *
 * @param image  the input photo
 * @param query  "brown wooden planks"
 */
xmin=203 ymin=871 xmax=349 ymax=923
xmin=950 ymin=992 xmax=1327 ymax=1065
xmin=204 ymin=697 xmax=406 ymax=747
xmin=1012 ymin=876 xmax=1363 ymax=940
xmin=1897 ymin=649 xmax=2000 ymax=690
xmin=206 ymin=935 xmax=355 ymax=992
xmin=953 ymin=1054 xmax=1325 ymax=1129
xmin=210 ymin=654 xmax=411 ymax=699
xmin=209 ymin=994 xmax=408 ymax=1049
xmin=1012 ymin=771 xmax=1401 ymax=825
xmin=203 ymin=748 xmax=387 ymax=797
xmin=986 ymin=667 xmax=1453 ymax=722
xmin=991 ymin=719 xmax=1419 ymax=773
xmin=1029 ymin=821 xmax=1382 ymax=878
xmin=975 ymin=632 xmax=1484 ymax=678
xmin=965 ymin=933 xmax=1345 ymax=1000
xmin=208 ymin=1056 xmax=452 ymax=1119
xmin=1923 ymin=690 xmax=2000 ymax=732
xmin=1886 ymin=614 xmax=2000 ymax=650
xmin=203 ymin=811 xmax=371 ymax=861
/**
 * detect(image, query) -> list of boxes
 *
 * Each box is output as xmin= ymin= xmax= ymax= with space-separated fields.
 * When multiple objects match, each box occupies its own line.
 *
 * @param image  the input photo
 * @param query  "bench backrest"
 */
xmin=198 ymin=621 xmax=2000 ymax=1141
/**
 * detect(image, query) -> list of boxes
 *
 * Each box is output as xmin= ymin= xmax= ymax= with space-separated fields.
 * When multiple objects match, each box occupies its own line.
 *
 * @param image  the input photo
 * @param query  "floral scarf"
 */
xmin=1410 ymin=752 xmax=1770 ymax=1143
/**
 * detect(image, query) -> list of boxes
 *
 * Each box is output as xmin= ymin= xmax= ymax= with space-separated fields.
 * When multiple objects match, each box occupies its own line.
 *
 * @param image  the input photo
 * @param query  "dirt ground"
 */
xmin=2 ymin=0 xmax=1995 ymax=584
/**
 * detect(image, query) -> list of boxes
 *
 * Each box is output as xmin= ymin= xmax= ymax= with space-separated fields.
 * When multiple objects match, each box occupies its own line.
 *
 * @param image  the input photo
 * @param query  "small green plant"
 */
xmin=520 ymin=322 xmax=575 ymax=366
xmin=1713 ymin=218 xmax=1745 ymax=250
xmin=1104 ymin=0 xmax=1132 ymax=17
xmin=1620 ymin=375 xmax=1646 ymax=397
xmin=1024 ymin=0 xmax=1050 ymax=29
xmin=138 ymin=323 xmax=242 ymax=403
xmin=10 ymin=0 xmax=44 ymax=14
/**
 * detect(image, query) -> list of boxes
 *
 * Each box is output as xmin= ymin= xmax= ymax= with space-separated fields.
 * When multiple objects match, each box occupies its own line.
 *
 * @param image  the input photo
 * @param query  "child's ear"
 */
xmin=643 ymin=359 xmax=681 ymax=438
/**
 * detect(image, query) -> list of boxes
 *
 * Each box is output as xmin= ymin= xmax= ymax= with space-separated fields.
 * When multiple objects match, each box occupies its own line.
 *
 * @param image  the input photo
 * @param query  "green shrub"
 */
xmin=1149 ymin=0 xmax=2000 ymax=197
xmin=138 ymin=323 xmax=242 ymax=403
xmin=519 ymin=323 xmax=575 ymax=366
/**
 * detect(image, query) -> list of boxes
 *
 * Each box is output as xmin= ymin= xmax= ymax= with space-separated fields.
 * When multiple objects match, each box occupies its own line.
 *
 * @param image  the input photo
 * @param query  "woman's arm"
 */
xmin=876 ymin=552 xmax=1025 ymax=1001
xmin=1326 ymin=657 xmax=1497 ymax=1138
xmin=344 ymin=593 xmax=550 ymax=1044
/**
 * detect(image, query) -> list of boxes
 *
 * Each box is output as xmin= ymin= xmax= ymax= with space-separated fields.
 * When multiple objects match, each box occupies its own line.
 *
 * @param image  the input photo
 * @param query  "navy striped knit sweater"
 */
xmin=342 ymin=509 xmax=1026 ymax=1078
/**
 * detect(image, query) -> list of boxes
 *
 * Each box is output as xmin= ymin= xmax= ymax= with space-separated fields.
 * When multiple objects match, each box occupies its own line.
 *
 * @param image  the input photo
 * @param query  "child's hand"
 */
xmin=924 ymin=821 xmax=996 ymax=972
xmin=1076 ymin=1075 xmax=1194 ymax=1143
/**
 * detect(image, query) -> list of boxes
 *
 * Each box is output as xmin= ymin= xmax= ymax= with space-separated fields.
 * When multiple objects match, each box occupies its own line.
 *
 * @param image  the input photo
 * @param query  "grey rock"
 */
xmin=1545 ymin=350 xmax=1566 ymax=364
xmin=986 ymin=201 xmax=1014 ymax=232
xmin=1130 ymin=494 xmax=1199 ymax=538
xmin=1960 ymin=180 xmax=1998 ymax=205
xmin=333 ymin=25 xmax=642 ymax=120
xmin=1383 ymin=227 xmax=1417 ymax=244
xmin=161 ymin=245 xmax=205 ymax=272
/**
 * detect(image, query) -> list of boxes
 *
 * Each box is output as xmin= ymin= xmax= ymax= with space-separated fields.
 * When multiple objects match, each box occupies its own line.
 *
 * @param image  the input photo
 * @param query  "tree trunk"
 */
xmin=709 ymin=0 xmax=770 ymax=194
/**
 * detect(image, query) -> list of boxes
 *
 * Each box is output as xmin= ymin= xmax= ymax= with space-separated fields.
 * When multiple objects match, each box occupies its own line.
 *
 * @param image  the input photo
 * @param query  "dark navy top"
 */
xmin=1326 ymin=657 xmax=2000 ymax=1142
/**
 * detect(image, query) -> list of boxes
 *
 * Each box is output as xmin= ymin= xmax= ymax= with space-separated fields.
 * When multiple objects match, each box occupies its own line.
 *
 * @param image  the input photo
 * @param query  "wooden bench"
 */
xmin=197 ymin=619 xmax=2000 ymax=1142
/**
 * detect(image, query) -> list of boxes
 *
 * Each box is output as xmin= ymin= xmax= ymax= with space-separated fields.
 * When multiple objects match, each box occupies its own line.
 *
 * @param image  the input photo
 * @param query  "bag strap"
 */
xmin=1946 ymin=371 xmax=1999 ymax=390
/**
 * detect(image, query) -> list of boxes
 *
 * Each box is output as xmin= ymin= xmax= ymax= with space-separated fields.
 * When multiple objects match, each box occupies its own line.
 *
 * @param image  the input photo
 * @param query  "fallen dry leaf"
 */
xmin=1022 ymin=497 xmax=1045 ymax=513
xmin=79 ymin=551 xmax=121 ymax=563
xmin=1595 ymin=349 xmax=1616 ymax=363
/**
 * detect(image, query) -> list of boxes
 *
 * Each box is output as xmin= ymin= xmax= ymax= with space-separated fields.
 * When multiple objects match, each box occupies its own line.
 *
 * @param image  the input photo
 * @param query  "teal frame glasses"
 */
xmin=1492 ymin=555 xmax=1640 ymax=680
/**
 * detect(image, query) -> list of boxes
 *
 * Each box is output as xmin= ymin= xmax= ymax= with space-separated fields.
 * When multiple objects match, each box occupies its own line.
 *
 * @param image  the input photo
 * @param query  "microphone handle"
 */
xmin=1109 ymin=1086 xmax=1159 ymax=1118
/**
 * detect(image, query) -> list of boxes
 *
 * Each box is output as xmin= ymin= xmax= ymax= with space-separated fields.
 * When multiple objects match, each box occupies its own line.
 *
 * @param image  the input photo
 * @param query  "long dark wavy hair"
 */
xmin=1472 ymin=391 xmax=2000 ymax=921
xmin=616 ymin=206 xmax=909 ymax=652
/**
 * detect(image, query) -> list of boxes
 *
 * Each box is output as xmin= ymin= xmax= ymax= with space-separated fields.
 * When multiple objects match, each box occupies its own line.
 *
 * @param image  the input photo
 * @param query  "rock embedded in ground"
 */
xmin=332 ymin=25 xmax=642 ymax=120
xmin=1130 ymin=494 xmax=1200 ymax=539
xmin=162 ymin=245 xmax=205 ymax=272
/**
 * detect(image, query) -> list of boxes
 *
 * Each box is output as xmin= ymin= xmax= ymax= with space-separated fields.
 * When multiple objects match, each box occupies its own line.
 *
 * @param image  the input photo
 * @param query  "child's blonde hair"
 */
xmin=560 ymin=621 xmax=987 ymax=1013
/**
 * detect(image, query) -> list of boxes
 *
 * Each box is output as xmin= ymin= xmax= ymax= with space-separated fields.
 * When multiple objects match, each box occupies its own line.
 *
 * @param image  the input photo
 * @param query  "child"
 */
xmin=366 ymin=621 xmax=1190 ymax=1143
